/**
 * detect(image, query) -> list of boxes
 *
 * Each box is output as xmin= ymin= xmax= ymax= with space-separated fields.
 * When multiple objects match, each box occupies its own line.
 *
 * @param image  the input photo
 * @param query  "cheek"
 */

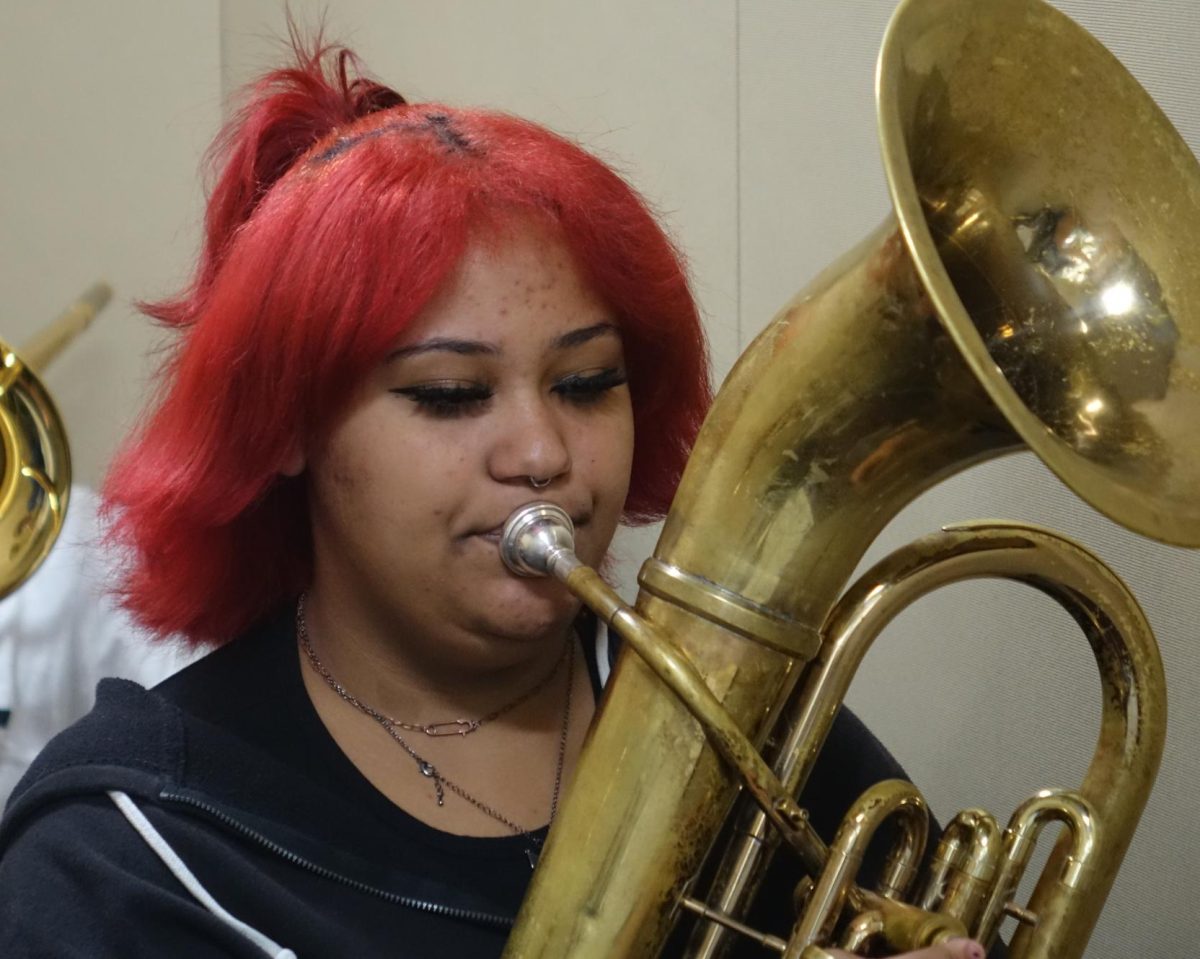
xmin=314 ymin=416 xmax=469 ymax=533
xmin=609 ymin=405 xmax=637 ymax=491
xmin=316 ymin=425 xmax=384 ymax=507
xmin=326 ymin=463 xmax=361 ymax=492
xmin=578 ymin=407 xmax=636 ymax=506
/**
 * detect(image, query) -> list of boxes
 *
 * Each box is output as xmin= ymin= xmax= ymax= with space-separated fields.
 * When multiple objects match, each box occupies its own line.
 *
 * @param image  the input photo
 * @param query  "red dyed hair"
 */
xmin=105 ymin=40 xmax=711 ymax=645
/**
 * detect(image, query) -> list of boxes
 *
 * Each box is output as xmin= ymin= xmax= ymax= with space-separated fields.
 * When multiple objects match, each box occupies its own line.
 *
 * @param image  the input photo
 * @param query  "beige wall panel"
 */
xmin=221 ymin=0 xmax=739 ymax=597
xmin=739 ymin=2 xmax=1199 ymax=956
xmin=0 ymin=2 xmax=222 ymax=487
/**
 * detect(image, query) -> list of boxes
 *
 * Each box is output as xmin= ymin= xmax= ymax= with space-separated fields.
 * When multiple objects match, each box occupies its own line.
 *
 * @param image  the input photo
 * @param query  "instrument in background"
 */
xmin=499 ymin=0 xmax=1200 ymax=955
xmin=0 ymin=281 xmax=111 ymax=599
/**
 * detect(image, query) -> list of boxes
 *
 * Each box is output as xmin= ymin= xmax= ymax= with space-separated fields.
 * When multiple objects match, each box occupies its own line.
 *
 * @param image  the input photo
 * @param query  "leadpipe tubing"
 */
xmin=500 ymin=503 xmax=828 ymax=871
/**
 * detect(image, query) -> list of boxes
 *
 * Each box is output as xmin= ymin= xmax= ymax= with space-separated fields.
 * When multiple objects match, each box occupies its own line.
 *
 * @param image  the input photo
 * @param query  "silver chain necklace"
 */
xmin=390 ymin=638 xmax=569 ymax=738
xmin=296 ymin=595 xmax=573 ymax=869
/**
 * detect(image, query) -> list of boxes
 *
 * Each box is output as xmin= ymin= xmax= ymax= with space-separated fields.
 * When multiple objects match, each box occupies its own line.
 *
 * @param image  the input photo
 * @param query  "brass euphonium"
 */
xmin=499 ymin=0 xmax=1200 ymax=955
xmin=0 ymin=281 xmax=110 ymax=598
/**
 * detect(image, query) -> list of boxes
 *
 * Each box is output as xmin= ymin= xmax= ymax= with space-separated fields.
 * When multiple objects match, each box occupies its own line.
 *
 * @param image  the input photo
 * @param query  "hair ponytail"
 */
xmin=146 ymin=32 xmax=405 ymax=328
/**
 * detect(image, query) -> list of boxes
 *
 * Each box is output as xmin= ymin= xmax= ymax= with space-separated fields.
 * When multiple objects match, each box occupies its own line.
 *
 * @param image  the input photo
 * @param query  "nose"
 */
xmin=487 ymin=393 xmax=572 ymax=487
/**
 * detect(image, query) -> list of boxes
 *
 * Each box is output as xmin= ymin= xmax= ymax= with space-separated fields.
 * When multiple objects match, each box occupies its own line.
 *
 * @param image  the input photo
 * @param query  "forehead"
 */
xmin=395 ymin=224 xmax=617 ymax=349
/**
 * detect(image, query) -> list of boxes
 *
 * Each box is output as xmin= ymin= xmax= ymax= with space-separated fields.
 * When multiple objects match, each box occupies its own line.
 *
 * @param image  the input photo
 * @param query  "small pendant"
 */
xmin=418 ymin=761 xmax=446 ymax=806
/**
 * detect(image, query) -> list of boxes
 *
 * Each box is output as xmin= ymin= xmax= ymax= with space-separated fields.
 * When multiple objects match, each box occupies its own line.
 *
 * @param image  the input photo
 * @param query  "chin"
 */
xmin=475 ymin=575 xmax=582 ymax=644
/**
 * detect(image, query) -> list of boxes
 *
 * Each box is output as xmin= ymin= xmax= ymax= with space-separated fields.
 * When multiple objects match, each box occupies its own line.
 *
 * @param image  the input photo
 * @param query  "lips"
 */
xmin=468 ymin=507 xmax=590 ymax=543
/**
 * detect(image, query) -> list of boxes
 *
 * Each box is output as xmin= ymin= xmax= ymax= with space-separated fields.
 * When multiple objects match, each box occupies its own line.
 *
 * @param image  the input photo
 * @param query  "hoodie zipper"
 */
xmin=159 ymin=789 xmax=516 ymax=931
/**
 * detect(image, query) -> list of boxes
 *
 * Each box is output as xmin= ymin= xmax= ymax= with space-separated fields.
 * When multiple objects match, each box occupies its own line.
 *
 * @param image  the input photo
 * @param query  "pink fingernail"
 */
xmin=947 ymin=938 xmax=985 ymax=959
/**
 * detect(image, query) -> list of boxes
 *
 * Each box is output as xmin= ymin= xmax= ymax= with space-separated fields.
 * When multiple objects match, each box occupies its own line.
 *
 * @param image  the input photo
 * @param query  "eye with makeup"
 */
xmin=390 ymin=381 xmax=492 ymax=419
xmin=551 ymin=367 xmax=628 ymax=405
xmin=391 ymin=367 xmax=628 ymax=419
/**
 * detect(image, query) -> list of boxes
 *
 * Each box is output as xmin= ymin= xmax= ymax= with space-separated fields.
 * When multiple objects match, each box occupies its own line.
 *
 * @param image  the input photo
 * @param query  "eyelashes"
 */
xmin=392 ymin=368 xmax=628 ymax=419
xmin=552 ymin=367 xmax=628 ymax=401
xmin=393 ymin=383 xmax=491 ymax=418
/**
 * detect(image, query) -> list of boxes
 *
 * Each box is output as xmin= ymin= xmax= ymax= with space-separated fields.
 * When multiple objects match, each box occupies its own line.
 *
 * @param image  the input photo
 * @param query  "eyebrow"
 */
xmin=387 ymin=338 xmax=498 ymax=361
xmin=552 ymin=322 xmax=620 ymax=349
xmin=387 ymin=322 xmax=619 ymax=361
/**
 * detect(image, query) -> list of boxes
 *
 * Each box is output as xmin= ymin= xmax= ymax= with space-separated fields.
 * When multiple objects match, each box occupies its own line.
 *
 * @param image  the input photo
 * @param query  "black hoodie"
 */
xmin=0 ymin=611 xmax=918 ymax=958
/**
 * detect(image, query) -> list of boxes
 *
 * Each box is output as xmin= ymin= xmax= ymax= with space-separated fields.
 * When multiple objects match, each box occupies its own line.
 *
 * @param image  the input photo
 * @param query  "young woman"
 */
xmin=0 ymin=41 xmax=985 ymax=959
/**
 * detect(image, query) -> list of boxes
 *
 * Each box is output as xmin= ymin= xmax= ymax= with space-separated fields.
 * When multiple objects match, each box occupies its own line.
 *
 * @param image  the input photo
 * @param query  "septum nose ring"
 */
xmin=529 ymin=476 xmax=552 ymax=489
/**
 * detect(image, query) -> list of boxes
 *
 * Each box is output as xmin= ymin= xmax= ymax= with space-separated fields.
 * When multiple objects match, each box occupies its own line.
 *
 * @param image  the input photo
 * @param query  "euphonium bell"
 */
xmin=500 ymin=0 xmax=1200 ymax=955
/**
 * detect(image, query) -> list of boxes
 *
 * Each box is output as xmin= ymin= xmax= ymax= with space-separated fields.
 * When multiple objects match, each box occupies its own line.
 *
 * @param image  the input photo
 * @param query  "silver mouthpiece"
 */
xmin=499 ymin=503 xmax=579 ymax=579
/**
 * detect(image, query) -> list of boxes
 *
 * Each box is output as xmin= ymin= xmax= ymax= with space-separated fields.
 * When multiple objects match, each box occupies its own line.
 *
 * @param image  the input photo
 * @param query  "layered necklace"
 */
xmin=296 ymin=595 xmax=573 ymax=869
